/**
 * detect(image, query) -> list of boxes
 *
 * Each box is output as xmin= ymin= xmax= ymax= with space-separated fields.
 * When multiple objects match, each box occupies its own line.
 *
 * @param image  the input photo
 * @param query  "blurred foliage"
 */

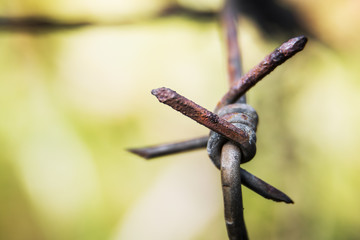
xmin=0 ymin=0 xmax=360 ymax=240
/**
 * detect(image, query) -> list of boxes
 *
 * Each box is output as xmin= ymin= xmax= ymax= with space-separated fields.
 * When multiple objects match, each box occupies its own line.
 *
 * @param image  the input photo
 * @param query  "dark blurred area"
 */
xmin=0 ymin=0 xmax=310 ymax=38
xmin=235 ymin=0 xmax=310 ymax=38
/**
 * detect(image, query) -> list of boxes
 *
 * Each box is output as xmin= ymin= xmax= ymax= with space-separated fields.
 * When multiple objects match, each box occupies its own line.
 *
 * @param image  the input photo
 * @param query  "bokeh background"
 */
xmin=1 ymin=0 xmax=360 ymax=239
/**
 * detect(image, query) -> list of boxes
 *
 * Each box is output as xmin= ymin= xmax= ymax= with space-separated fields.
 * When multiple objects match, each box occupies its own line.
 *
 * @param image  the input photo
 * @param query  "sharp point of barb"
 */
xmin=264 ymin=179 xmax=294 ymax=204
xmin=274 ymin=192 xmax=294 ymax=204
xmin=127 ymin=148 xmax=151 ymax=159
xmin=293 ymin=35 xmax=308 ymax=46
xmin=240 ymin=168 xmax=295 ymax=204
xmin=127 ymin=136 xmax=208 ymax=159
xmin=280 ymin=35 xmax=308 ymax=55
xmin=215 ymin=35 xmax=308 ymax=111
xmin=297 ymin=35 xmax=308 ymax=42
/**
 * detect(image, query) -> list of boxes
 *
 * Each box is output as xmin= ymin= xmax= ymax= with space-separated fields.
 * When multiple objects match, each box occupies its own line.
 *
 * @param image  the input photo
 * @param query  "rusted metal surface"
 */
xmin=215 ymin=35 xmax=307 ymax=112
xmin=221 ymin=143 xmax=248 ymax=240
xmin=152 ymin=87 xmax=251 ymax=147
xmin=128 ymin=0 xmax=307 ymax=237
xmin=223 ymin=0 xmax=242 ymax=86
xmin=129 ymin=36 xmax=307 ymax=160
xmin=222 ymin=0 xmax=246 ymax=104
xmin=128 ymin=136 xmax=208 ymax=159
xmin=129 ymin=38 xmax=307 ymax=158
xmin=207 ymin=103 xmax=258 ymax=168
xmin=129 ymin=33 xmax=307 ymax=237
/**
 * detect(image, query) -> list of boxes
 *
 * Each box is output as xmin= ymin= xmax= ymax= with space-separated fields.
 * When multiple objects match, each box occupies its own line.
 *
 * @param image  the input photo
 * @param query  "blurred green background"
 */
xmin=1 ymin=0 xmax=360 ymax=239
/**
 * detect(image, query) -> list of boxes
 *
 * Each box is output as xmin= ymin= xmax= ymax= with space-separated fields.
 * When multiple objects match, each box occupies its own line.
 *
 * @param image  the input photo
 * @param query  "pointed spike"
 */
xmin=240 ymin=168 xmax=294 ymax=204
xmin=127 ymin=148 xmax=152 ymax=159
xmin=128 ymin=136 xmax=208 ymax=159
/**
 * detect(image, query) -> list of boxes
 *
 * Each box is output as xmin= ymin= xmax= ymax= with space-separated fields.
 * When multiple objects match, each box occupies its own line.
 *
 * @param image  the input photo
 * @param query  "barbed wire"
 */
xmin=129 ymin=0 xmax=307 ymax=238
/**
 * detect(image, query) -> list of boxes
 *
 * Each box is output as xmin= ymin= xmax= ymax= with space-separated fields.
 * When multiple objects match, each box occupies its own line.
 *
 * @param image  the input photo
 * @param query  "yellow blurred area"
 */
xmin=0 ymin=0 xmax=167 ymax=21
xmin=0 ymin=1 xmax=360 ymax=240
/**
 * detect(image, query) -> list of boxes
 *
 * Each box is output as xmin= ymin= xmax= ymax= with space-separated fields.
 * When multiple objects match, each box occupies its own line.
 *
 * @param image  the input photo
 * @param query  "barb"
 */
xmin=151 ymin=87 xmax=251 ymax=146
xmin=127 ymin=1 xmax=306 ymax=237
xmin=130 ymin=147 xmax=294 ymax=203
xmin=221 ymin=143 xmax=248 ymax=240
xmin=241 ymin=168 xmax=293 ymax=203
xmin=215 ymin=35 xmax=307 ymax=112
xmin=128 ymin=136 xmax=208 ymax=159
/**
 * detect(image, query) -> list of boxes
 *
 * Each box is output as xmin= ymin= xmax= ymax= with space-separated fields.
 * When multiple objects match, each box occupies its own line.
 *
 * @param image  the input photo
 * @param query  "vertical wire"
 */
xmin=221 ymin=0 xmax=249 ymax=239
xmin=222 ymin=0 xmax=246 ymax=104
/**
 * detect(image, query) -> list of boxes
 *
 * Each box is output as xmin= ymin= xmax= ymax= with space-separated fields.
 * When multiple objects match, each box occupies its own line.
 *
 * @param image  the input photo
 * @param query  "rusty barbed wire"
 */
xmin=129 ymin=35 xmax=307 ymax=160
xmin=150 ymin=86 xmax=295 ymax=239
xmin=129 ymin=37 xmax=306 ymax=184
xmin=214 ymin=35 xmax=307 ymax=112
xmin=128 ymin=0 xmax=307 ymax=238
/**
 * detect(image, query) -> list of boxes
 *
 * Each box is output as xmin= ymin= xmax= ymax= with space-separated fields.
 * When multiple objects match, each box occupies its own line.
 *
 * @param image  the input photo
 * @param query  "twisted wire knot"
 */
xmin=207 ymin=103 xmax=258 ymax=169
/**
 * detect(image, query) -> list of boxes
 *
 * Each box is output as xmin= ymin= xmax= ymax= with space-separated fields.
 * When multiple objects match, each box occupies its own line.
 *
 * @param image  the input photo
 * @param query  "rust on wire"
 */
xmin=129 ymin=37 xmax=307 ymax=157
xmin=128 ymin=0 xmax=307 ymax=237
xmin=129 ymin=34 xmax=307 ymax=238
xmin=129 ymin=35 xmax=308 ymax=160
xmin=221 ymin=0 xmax=246 ymax=105
xmin=151 ymin=87 xmax=251 ymax=146
xmin=222 ymin=0 xmax=243 ymax=86
xmin=215 ymin=35 xmax=307 ymax=111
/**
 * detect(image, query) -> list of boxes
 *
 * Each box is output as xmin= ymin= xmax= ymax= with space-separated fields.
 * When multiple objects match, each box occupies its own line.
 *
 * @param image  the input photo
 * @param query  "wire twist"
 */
xmin=207 ymin=103 xmax=258 ymax=169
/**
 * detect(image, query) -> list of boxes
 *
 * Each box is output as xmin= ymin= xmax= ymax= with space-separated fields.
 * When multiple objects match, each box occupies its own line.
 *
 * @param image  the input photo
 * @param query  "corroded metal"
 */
xmin=152 ymin=87 xmax=251 ymax=147
xmin=221 ymin=0 xmax=247 ymax=104
xmin=215 ymin=35 xmax=307 ymax=112
xmin=129 ymin=35 xmax=307 ymax=159
xmin=223 ymin=0 xmax=242 ymax=86
xmin=128 ymin=0 xmax=307 ymax=237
